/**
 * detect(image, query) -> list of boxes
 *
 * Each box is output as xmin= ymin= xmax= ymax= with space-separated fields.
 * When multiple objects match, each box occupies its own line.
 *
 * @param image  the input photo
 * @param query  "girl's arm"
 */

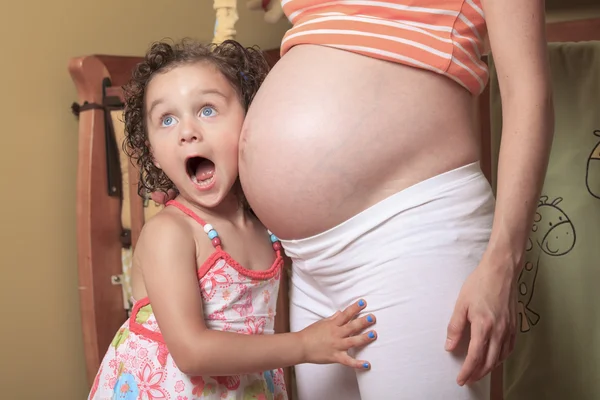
xmin=445 ymin=0 xmax=554 ymax=386
xmin=137 ymin=212 xmax=377 ymax=377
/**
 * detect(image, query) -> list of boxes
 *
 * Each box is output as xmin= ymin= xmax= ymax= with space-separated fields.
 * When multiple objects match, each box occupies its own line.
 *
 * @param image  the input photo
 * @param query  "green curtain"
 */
xmin=489 ymin=41 xmax=600 ymax=399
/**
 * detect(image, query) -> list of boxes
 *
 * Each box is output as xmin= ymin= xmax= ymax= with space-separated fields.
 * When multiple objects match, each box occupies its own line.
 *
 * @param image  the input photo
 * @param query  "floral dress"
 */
xmin=88 ymin=200 xmax=288 ymax=400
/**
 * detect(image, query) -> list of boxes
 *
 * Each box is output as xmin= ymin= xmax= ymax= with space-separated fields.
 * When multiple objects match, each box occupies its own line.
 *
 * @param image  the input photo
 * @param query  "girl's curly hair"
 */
xmin=122 ymin=38 xmax=270 ymax=198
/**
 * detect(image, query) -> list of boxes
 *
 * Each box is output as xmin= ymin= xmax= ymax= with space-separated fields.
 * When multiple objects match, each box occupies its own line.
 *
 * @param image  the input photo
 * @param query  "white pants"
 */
xmin=281 ymin=162 xmax=495 ymax=400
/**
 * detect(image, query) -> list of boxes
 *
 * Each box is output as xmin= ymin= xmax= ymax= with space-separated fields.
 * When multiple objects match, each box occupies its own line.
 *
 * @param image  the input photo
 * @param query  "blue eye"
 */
xmin=161 ymin=115 xmax=177 ymax=127
xmin=201 ymin=107 xmax=217 ymax=117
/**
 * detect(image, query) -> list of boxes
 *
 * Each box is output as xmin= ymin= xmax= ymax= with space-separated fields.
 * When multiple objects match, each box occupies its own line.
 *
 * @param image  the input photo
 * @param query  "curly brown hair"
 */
xmin=122 ymin=38 xmax=270 ymax=197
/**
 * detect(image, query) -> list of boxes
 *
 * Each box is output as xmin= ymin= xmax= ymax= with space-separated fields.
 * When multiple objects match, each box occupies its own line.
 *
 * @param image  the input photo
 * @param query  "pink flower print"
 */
xmin=214 ymin=375 xmax=241 ymax=390
xmin=250 ymin=277 xmax=261 ymax=286
xmin=177 ymin=397 xmax=189 ymax=400
xmin=191 ymin=376 xmax=205 ymax=396
xmin=137 ymin=348 xmax=149 ymax=360
xmin=136 ymin=361 xmax=168 ymax=399
xmin=244 ymin=316 xmax=266 ymax=335
xmin=208 ymin=310 xmax=226 ymax=321
xmin=127 ymin=340 xmax=138 ymax=350
xmin=89 ymin=366 xmax=101 ymax=399
xmin=273 ymin=267 xmax=281 ymax=281
xmin=268 ymin=307 xmax=275 ymax=322
xmin=263 ymin=290 xmax=270 ymax=304
xmin=191 ymin=376 xmax=216 ymax=397
xmin=157 ymin=343 xmax=169 ymax=367
xmin=222 ymin=288 xmax=231 ymax=301
xmin=223 ymin=322 xmax=232 ymax=332
xmin=107 ymin=375 xmax=118 ymax=391
xmin=175 ymin=380 xmax=185 ymax=393
xmin=232 ymin=289 xmax=254 ymax=317
xmin=201 ymin=263 xmax=233 ymax=301
xmin=131 ymin=356 xmax=142 ymax=370
xmin=109 ymin=359 xmax=118 ymax=371
xmin=124 ymin=354 xmax=136 ymax=371
xmin=273 ymin=369 xmax=285 ymax=387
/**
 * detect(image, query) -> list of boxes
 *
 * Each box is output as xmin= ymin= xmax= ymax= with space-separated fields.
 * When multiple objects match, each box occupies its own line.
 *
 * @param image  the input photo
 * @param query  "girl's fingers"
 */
xmin=335 ymin=299 xmax=368 ymax=325
xmin=337 ymin=353 xmax=372 ymax=370
xmin=343 ymin=313 xmax=376 ymax=337
xmin=342 ymin=329 xmax=377 ymax=350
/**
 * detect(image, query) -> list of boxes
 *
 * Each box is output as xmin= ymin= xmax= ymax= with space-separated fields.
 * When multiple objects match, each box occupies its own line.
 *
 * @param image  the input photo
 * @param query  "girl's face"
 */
xmin=145 ymin=62 xmax=245 ymax=209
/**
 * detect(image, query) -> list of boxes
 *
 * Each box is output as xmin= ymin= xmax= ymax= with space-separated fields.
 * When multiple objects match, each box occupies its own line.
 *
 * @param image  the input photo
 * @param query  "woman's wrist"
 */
xmin=483 ymin=236 xmax=526 ymax=279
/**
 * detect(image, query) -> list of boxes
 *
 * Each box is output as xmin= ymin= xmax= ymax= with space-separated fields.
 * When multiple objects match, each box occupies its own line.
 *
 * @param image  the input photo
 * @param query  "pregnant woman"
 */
xmin=238 ymin=0 xmax=553 ymax=399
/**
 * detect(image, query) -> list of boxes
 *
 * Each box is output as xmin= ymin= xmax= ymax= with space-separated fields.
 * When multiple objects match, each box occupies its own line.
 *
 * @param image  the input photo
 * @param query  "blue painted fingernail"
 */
xmin=358 ymin=299 xmax=365 ymax=307
xmin=363 ymin=362 xmax=370 ymax=369
xmin=366 ymin=315 xmax=373 ymax=323
xmin=368 ymin=331 xmax=375 ymax=339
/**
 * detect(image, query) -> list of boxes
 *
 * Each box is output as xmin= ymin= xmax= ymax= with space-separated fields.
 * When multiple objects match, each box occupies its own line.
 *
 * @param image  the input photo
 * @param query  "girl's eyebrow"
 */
xmin=147 ymin=89 xmax=228 ymax=117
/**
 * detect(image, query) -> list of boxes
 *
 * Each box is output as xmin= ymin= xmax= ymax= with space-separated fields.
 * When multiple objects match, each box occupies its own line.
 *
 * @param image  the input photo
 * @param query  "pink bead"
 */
xmin=212 ymin=237 xmax=221 ymax=247
xmin=272 ymin=241 xmax=282 ymax=251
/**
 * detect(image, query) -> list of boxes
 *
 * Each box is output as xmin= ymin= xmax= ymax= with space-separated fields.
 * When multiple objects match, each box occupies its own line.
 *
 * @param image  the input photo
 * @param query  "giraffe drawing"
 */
xmin=518 ymin=196 xmax=576 ymax=333
xmin=586 ymin=130 xmax=600 ymax=199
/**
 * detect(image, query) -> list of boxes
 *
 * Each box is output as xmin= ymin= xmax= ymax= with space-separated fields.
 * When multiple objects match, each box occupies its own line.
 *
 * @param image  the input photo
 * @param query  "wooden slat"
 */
xmin=547 ymin=17 xmax=600 ymax=42
xmin=96 ymin=55 xmax=144 ymax=88
xmin=68 ymin=55 xmax=128 ymax=386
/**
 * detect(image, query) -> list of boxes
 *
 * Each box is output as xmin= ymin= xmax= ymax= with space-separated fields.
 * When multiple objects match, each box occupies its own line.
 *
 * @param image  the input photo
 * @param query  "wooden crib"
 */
xmin=69 ymin=16 xmax=600 ymax=399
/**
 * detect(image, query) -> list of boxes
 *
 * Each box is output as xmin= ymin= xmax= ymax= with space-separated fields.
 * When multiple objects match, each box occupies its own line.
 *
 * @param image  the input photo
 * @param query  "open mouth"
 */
xmin=186 ymin=156 xmax=216 ymax=189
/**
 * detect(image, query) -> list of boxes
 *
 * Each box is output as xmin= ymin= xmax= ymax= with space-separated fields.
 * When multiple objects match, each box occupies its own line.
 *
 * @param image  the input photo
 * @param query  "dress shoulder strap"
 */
xmin=166 ymin=200 xmax=223 ymax=249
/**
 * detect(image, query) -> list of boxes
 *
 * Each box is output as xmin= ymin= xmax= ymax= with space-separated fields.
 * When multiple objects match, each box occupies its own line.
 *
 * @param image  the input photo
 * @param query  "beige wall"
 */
xmin=1 ymin=0 xmax=600 ymax=399
xmin=0 ymin=1 xmax=289 ymax=398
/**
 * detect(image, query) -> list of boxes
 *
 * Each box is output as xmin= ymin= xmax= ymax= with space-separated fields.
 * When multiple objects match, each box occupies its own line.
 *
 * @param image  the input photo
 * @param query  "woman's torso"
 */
xmin=240 ymin=42 xmax=484 ymax=239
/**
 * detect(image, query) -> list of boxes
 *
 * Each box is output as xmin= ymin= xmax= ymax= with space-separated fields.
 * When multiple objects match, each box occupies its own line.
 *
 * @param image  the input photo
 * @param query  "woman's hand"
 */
xmin=445 ymin=253 xmax=518 ymax=386
xmin=299 ymin=299 xmax=377 ymax=370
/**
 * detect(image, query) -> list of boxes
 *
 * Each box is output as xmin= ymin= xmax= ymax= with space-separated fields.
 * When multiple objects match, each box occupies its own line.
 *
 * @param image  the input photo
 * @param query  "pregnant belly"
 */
xmin=239 ymin=45 xmax=478 ymax=240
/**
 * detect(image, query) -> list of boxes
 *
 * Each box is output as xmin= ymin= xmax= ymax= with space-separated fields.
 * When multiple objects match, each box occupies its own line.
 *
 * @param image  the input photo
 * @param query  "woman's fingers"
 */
xmin=457 ymin=320 xmax=490 ymax=386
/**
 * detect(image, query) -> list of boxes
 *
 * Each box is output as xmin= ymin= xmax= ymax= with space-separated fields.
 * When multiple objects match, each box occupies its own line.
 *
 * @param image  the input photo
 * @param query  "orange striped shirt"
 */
xmin=280 ymin=0 xmax=489 ymax=95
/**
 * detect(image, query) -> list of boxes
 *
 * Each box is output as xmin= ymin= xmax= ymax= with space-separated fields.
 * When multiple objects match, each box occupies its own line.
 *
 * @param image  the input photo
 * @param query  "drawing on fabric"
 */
xmin=586 ymin=130 xmax=600 ymax=199
xmin=518 ymin=196 xmax=576 ymax=333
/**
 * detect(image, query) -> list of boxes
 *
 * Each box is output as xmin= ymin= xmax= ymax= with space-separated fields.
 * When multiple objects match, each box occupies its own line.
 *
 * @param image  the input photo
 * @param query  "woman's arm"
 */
xmin=483 ymin=0 xmax=554 ymax=273
xmin=445 ymin=0 xmax=554 ymax=386
xmin=137 ymin=211 xmax=376 ymax=377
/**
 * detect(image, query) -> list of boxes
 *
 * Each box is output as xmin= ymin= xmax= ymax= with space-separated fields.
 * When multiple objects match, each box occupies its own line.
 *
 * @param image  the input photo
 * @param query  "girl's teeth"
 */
xmin=192 ymin=175 xmax=214 ymax=187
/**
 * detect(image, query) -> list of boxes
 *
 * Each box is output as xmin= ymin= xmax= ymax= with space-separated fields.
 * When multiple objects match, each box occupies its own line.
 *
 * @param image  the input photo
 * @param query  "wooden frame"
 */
xmin=481 ymin=16 xmax=600 ymax=400
xmin=69 ymin=54 xmax=144 ymax=385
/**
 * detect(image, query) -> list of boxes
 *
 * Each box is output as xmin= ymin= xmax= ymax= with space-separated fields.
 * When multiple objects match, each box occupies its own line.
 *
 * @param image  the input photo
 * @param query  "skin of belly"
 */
xmin=239 ymin=44 xmax=481 ymax=240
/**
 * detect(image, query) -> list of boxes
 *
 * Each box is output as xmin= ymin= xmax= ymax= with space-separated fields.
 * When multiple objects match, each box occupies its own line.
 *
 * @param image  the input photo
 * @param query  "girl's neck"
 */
xmin=175 ymin=191 xmax=250 ymax=228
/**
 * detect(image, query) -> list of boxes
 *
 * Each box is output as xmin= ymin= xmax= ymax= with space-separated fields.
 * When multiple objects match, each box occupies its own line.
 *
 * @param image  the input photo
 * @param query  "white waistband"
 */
xmin=280 ymin=161 xmax=492 ymax=260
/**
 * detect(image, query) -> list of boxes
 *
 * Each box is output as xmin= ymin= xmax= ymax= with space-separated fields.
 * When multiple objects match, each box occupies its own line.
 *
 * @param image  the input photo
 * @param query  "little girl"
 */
xmin=88 ymin=39 xmax=377 ymax=400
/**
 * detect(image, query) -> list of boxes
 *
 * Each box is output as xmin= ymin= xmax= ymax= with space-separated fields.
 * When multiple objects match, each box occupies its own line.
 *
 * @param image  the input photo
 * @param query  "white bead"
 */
xmin=267 ymin=229 xmax=272 ymax=235
xmin=204 ymin=224 xmax=213 ymax=233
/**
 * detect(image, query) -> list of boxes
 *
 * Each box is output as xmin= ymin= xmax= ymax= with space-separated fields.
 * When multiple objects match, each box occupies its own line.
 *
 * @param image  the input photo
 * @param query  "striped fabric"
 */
xmin=281 ymin=0 xmax=489 ymax=95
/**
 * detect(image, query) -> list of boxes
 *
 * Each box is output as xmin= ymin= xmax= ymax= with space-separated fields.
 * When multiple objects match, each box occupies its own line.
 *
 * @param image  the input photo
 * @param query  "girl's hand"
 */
xmin=298 ymin=299 xmax=377 ymax=370
xmin=445 ymin=254 xmax=518 ymax=386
